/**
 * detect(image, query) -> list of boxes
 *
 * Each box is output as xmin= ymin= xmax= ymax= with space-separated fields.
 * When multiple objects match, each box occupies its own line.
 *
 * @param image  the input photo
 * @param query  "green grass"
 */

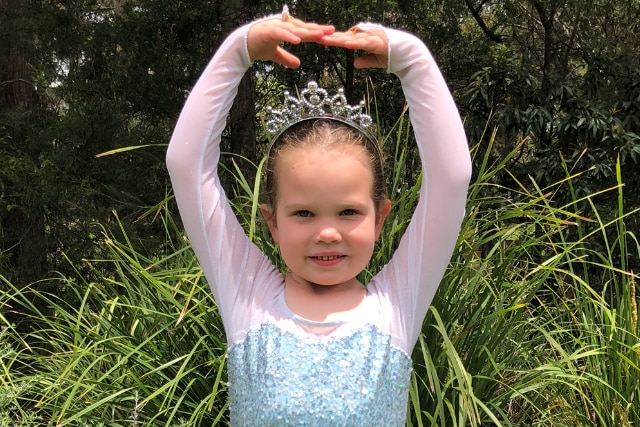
xmin=1 ymin=212 xmax=229 ymax=425
xmin=1 ymin=121 xmax=638 ymax=425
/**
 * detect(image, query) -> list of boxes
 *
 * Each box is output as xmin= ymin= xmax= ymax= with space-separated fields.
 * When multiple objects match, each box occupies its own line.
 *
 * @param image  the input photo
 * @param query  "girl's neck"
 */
xmin=283 ymin=273 xmax=366 ymax=323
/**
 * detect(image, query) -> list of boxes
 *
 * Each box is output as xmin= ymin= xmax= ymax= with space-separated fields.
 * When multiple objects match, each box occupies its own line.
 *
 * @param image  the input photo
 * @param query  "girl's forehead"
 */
xmin=278 ymin=142 xmax=369 ymax=162
xmin=275 ymin=145 xmax=373 ymax=184
xmin=275 ymin=145 xmax=376 ymax=205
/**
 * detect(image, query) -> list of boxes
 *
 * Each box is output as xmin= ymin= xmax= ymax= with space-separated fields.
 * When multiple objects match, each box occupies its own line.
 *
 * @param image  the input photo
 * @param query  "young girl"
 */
xmin=166 ymin=8 xmax=471 ymax=426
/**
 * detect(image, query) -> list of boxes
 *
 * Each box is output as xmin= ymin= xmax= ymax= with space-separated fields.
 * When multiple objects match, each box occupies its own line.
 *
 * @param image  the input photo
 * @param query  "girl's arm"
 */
xmin=166 ymin=21 xmax=267 ymax=330
xmin=166 ymin=17 xmax=333 ymax=333
xmin=322 ymin=27 xmax=472 ymax=348
xmin=385 ymin=27 xmax=472 ymax=345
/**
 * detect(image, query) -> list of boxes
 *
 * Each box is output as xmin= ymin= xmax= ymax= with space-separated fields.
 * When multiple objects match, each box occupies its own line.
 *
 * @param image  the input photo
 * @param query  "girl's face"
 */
xmin=261 ymin=145 xmax=391 ymax=290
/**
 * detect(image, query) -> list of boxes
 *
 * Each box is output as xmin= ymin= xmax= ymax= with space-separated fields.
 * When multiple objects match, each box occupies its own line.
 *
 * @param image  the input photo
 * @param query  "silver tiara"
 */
xmin=265 ymin=81 xmax=374 ymax=141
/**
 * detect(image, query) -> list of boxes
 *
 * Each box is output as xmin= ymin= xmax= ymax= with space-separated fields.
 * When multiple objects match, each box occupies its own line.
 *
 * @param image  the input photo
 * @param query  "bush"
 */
xmin=1 ymin=124 xmax=638 ymax=425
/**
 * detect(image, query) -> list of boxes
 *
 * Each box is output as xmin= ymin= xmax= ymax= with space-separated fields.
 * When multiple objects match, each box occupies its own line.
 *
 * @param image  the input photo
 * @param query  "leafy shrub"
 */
xmin=1 ymin=123 xmax=638 ymax=425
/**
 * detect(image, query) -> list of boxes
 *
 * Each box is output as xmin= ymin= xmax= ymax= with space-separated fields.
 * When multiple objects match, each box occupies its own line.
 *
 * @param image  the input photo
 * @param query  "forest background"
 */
xmin=2 ymin=0 xmax=639 ymax=297
xmin=1 ymin=0 xmax=639 ymax=425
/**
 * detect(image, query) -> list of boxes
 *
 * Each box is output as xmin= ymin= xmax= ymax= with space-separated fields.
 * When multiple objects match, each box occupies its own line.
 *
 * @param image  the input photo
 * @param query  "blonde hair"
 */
xmin=263 ymin=119 xmax=386 ymax=210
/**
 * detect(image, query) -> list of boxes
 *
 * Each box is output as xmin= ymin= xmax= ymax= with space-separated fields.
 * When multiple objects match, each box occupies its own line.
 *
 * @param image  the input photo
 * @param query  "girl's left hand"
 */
xmin=320 ymin=27 xmax=388 ymax=69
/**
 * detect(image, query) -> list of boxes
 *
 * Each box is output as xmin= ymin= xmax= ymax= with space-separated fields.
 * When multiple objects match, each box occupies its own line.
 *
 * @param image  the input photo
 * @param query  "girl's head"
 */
xmin=260 ymin=118 xmax=391 ymax=288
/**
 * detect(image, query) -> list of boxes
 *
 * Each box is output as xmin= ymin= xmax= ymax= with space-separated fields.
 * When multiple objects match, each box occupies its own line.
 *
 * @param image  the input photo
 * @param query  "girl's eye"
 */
xmin=294 ymin=210 xmax=313 ymax=218
xmin=340 ymin=209 xmax=358 ymax=216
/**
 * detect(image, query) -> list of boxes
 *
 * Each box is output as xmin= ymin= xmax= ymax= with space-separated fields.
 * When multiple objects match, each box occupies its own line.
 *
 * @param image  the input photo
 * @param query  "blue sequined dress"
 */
xmin=167 ymin=14 xmax=472 ymax=427
xmin=227 ymin=298 xmax=413 ymax=425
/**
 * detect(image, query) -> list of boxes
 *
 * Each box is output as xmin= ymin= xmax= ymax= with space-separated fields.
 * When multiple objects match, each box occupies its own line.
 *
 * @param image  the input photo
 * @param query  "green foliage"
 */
xmin=450 ymin=0 xmax=640 ymax=215
xmin=2 ymin=0 xmax=639 ymax=424
xmin=4 ymin=0 xmax=639 ymax=296
xmin=406 ymin=137 xmax=639 ymax=425
xmin=2 ymin=119 xmax=639 ymax=425
xmin=1 ymin=209 xmax=228 ymax=425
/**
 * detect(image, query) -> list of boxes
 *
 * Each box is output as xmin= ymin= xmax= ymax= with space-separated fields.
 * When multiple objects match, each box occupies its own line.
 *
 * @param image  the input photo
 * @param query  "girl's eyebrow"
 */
xmin=282 ymin=201 xmax=311 ymax=209
xmin=338 ymin=200 xmax=370 ymax=209
xmin=283 ymin=201 xmax=370 ymax=212
xmin=281 ymin=203 xmax=314 ymax=213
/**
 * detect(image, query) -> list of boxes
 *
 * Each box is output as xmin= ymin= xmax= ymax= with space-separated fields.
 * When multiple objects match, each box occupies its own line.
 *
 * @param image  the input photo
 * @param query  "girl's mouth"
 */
xmin=316 ymin=255 xmax=341 ymax=261
xmin=310 ymin=255 xmax=345 ymax=264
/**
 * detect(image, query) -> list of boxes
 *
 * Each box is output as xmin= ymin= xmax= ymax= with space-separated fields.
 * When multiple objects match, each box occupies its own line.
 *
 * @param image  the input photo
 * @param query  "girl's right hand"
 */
xmin=320 ymin=26 xmax=388 ymax=69
xmin=248 ymin=17 xmax=334 ymax=69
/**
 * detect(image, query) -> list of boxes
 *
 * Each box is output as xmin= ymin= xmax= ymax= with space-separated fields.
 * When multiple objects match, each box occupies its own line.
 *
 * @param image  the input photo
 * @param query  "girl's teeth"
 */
xmin=320 ymin=256 xmax=337 ymax=261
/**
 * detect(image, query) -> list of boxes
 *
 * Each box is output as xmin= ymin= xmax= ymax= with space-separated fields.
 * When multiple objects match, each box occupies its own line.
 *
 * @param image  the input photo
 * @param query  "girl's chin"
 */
xmin=298 ymin=276 xmax=362 ymax=291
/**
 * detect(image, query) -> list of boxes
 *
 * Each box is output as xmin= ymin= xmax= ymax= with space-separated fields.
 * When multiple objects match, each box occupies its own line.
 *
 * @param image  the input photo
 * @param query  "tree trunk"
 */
xmin=532 ymin=0 xmax=557 ymax=148
xmin=0 ymin=0 xmax=35 ymax=108
xmin=0 ymin=0 xmax=48 ymax=315
xmin=222 ymin=0 xmax=256 ymax=160
xmin=230 ymin=71 xmax=257 ymax=163
xmin=344 ymin=48 xmax=355 ymax=104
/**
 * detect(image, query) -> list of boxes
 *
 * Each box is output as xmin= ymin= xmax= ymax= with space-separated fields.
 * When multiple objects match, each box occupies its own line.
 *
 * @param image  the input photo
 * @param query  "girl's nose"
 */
xmin=315 ymin=226 xmax=342 ymax=243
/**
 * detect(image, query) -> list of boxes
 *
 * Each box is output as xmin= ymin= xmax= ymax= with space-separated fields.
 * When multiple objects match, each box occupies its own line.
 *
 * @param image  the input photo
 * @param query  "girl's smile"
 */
xmin=309 ymin=253 xmax=345 ymax=264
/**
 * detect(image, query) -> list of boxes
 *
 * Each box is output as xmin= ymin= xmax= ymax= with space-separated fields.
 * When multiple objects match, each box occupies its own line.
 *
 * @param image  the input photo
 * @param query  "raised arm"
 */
xmin=386 ymin=27 xmax=472 ymax=344
xmin=322 ymin=26 xmax=472 ymax=347
xmin=166 ymin=21 xmax=261 ymax=328
xmin=166 ymin=16 xmax=333 ymax=330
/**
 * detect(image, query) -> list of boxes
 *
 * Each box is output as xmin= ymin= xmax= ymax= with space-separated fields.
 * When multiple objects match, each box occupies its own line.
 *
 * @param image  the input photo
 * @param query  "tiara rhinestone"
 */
xmin=265 ymin=81 xmax=374 ymax=139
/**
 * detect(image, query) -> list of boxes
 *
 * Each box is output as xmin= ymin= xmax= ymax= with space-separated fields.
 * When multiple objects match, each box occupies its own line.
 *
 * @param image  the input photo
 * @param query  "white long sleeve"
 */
xmin=365 ymin=25 xmax=472 ymax=347
xmin=166 ymin=21 xmax=282 ymax=340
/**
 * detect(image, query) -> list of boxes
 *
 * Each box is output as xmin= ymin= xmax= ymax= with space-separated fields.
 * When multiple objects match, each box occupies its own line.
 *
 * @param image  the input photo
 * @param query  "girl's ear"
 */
xmin=375 ymin=199 xmax=392 ymax=240
xmin=260 ymin=204 xmax=279 ymax=243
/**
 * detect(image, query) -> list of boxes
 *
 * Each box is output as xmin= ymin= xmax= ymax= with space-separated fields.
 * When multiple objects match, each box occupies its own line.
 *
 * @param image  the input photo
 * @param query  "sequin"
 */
xmin=227 ymin=322 xmax=412 ymax=426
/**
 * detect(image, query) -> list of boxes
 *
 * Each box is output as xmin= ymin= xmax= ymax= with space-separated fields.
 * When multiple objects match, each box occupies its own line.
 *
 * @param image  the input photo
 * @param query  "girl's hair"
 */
xmin=263 ymin=118 xmax=386 ymax=211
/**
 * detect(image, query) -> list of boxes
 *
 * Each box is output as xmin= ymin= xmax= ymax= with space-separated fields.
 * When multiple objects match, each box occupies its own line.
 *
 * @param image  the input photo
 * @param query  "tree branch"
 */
xmin=0 ymin=78 xmax=34 ymax=88
xmin=463 ymin=0 xmax=503 ymax=44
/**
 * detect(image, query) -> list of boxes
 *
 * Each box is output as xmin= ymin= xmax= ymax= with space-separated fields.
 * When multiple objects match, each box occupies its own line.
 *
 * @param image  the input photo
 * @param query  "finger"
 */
xmin=320 ymin=26 xmax=363 ymax=40
xmin=268 ymin=27 xmax=327 ymax=46
xmin=318 ymin=32 xmax=354 ymax=46
xmin=321 ymin=29 xmax=387 ymax=55
xmin=272 ymin=47 xmax=301 ymax=69
xmin=285 ymin=24 xmax=335 ymax=42
xmin=269 ymin=25 xmax=303 ymax=45
xmin=320 ymin=34 xmax=382 ymax=51
xmin=251 ymin=20 xmax=328 ymax=47
xmin=346 ymin=37 xmax=386 ymax=54
xmin=288 ymin=18 xmax=335 ymax=35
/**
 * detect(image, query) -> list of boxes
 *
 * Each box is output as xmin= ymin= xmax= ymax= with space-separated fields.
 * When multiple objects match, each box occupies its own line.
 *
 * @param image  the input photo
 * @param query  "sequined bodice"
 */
xmin=227 ymin=322 xmax=412 ymax=426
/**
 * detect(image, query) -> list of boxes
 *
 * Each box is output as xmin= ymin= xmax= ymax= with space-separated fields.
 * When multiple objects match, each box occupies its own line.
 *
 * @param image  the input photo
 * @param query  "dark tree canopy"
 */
xmin=1 ymin=0 xmax=638 ymax=286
